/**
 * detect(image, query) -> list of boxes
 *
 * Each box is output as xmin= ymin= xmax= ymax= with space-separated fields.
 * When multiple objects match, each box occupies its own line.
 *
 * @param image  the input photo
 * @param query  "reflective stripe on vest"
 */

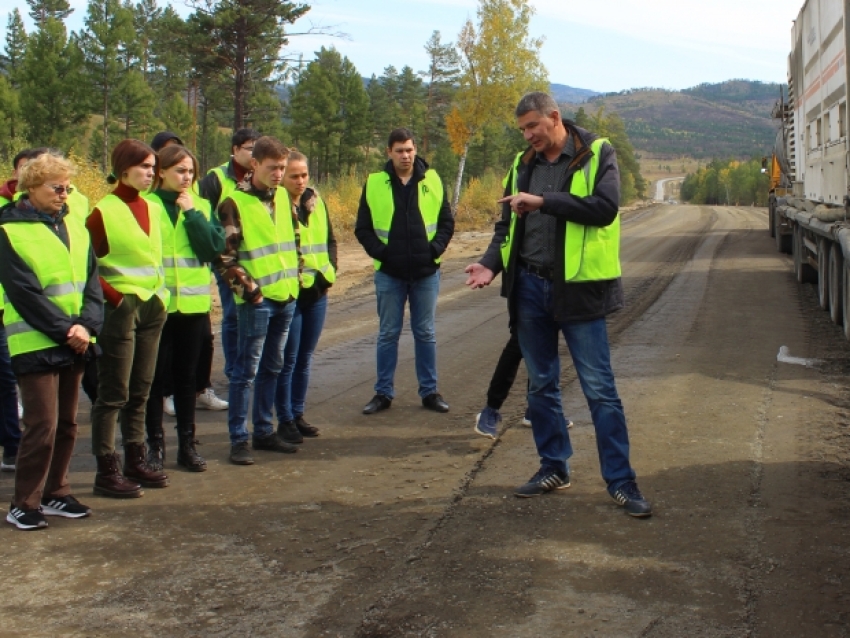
xmin=95 ymin=194 xmax=169 ymax=304
xmin=1 ymin=216 xmax=90 ymax=356
xmin=228 ymin=189 xmax=299 ymax=304
xmin=500 ymin=138 xmax=620 ymax=282
xmin=296 ymin=194 xmax=336 ymax=288
xmin=364 ymin=169 xmax=443 ymax=270
xmin=145 ymin=191 xmax=213 ymax=314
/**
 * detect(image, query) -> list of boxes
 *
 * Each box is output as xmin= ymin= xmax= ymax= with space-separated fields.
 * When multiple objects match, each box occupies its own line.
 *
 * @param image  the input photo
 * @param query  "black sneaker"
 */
xmin=609 ymin=480 xmax=652 ymax=518
xmin=514 ymin=467 xmax=570 ymax=498
xmin=277 ymin=420 xmax=303 ymax=445
xmin=6 ymin=504 xmax=48 ymax=530
xmin=1 ymin=452 xmax=16 ymax=472
xmin=41 ymin=495 xmax=92 ymax=518
xmin=229 ymin=441 xmax=255 ymax=465
xmin=252 ymin=432 xmax=298 ymax=454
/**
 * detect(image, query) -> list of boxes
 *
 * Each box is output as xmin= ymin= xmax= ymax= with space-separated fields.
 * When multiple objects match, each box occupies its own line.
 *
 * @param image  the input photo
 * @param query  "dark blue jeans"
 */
xmin=0 ymin=324 xmax=21 ymax=456
xmin=275 ymin=293 xmax=328 ymax=423
xmin=227 ymin=299 xmax=295 ymax=445
xmin=515 ymin=268 xmax=635 ymax=491
xmin=215 ymin=270 xmax=238 ymax=380
xmin=374 ymin=270 xmax=440 ymax=399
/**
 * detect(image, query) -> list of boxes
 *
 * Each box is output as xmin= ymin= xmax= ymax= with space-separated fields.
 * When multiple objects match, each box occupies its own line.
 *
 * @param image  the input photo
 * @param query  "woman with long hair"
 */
xmin=274 ymin=151 xmax=337 ymax=443
xmin=144 ymin=145 xmax=224 ymax=472
xmin=86 ymin=139 xmax=170 ymax=498
xmin=0 ymin=152 xmax=102 ymax=529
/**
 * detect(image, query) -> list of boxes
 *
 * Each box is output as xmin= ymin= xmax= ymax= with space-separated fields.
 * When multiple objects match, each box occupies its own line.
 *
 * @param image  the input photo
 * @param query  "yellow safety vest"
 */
xmin=228 ymin=189 xmax=299 ymax=304
xmin=210 ymin=165 xmax=237 ymax=207
xmin=144 ymin=191 xmax=213 ymax=314
xmin=95 ymin=194 xmax=169 ymax=304
xmin=1 ymin=215 xmax=91 ymax=356
xmin=294 ymin=193 xmax=336 ymax=289
xmin=500 ymin=138 xmax=621 ymax=282
xmin=364 ymin=169 xmax=443 ymax=270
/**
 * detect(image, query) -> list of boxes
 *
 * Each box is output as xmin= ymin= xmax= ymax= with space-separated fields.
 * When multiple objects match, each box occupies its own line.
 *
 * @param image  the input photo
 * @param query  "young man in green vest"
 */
xmin=465 ymin=92 xmax=651 ymax=517
xmin=214 ymin=136 xmax=300 ymax=465
xmin=354 ymin=128 xmax=455 ymax=415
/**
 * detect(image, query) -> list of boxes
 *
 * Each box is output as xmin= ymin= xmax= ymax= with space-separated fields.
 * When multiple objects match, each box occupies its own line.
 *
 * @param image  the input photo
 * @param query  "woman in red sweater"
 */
xmin=87 ymin=139 xmax=169 ymax=499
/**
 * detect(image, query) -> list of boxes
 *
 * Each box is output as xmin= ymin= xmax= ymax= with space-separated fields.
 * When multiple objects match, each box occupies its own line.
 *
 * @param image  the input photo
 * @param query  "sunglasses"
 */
xmin=45 ymin=184 xmax=74 ymax=195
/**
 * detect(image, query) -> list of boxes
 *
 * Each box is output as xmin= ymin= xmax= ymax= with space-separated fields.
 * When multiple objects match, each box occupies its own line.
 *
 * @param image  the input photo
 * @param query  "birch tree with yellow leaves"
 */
xmin=446 ymin=0 xmax=547 ymax=213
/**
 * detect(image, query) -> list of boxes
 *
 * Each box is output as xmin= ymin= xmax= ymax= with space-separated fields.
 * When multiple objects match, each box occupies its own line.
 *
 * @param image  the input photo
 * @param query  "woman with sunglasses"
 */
xmin=0 ymin=152 xmax=102 ymax=530
xmin=86 ymin=139 xmax=169 ymax=498
xmin=143 ymin=145 xmax=224 ymax=472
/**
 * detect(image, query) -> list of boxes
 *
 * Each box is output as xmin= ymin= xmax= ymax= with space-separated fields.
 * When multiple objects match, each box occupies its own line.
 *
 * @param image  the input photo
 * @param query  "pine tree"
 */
xmin=1 ymin=9 xmax=27 ymax=139
xmin=25 ymin=0 xmax=73 ymax=26
xmin=18 ymin=18 xmax=88 ymax=149
xmin=421 ymin=31 xmax=459 ymax=155
xmin=78 ymin=0 xmax=135 ymax=169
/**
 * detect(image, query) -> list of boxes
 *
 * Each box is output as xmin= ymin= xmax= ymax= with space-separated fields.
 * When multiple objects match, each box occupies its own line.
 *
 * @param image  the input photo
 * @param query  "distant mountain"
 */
xmin=560 ymin=80 xmax=785 ymax=159
xmin=550 ymin=83 xmax=600 ymax=104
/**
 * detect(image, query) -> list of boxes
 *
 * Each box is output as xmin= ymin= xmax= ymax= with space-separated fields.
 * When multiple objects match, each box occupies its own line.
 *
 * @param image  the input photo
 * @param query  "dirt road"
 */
xmin=4 ymin=204 xmax=850 ymax=637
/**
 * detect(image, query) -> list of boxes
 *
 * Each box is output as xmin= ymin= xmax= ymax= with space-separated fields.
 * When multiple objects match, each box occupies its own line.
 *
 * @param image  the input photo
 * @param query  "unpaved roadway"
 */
xmin=3 ymin=204 xmax=850 ymax=637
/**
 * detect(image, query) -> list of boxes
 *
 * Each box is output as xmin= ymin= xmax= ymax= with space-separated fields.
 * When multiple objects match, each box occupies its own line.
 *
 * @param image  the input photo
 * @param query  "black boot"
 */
xmin=146 ymin=433 xmax=165 ymax=473
xmin=177 ymin=426 xmax=207 ymax=472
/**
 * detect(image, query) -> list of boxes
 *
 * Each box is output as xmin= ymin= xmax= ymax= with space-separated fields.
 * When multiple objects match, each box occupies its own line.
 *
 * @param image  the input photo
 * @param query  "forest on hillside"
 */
xmin=0 ymin=0 xmax=647 ymax=204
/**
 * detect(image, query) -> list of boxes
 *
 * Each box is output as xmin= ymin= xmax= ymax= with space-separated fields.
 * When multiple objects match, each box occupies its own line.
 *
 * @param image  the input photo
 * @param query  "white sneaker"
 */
xmin=163 ymin=396 xmax=176 ymax=416
xmin=197 ymin=387 xmax=228 ymax=410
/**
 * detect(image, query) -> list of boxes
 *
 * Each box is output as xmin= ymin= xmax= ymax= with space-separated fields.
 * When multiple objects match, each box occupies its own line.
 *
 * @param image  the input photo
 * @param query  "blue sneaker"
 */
xmin=609 ymin=480 xmax=652 ymax=518
xmin=514 ymin=466 xmax=570 ymax=497
xmin=474 ymin=406 xmax=502 ymax=439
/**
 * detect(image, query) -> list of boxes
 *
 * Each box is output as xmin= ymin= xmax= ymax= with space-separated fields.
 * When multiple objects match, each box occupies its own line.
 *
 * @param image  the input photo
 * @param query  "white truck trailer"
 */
xmin=771 ymin=0 xmax=850 ymax=339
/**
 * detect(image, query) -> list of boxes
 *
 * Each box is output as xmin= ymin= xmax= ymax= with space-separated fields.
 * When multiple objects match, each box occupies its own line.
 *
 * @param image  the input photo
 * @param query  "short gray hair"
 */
xmin=515 ymin=92 xmax=560 ymax=118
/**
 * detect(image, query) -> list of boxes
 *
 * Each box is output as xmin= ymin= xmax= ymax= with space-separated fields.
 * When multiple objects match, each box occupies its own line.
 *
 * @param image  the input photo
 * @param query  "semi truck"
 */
xmin=769 ymin=0 xmax=850 ymax=339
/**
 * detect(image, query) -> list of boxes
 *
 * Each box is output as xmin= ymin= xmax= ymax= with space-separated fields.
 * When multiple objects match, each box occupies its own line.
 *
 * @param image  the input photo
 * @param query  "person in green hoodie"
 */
xmin=143 ymin=145 xmax=225 ymax=472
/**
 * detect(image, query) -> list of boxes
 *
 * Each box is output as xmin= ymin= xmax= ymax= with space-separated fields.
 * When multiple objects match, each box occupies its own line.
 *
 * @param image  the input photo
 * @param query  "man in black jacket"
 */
xmin=355 ymin=128 xmax=454 ymax=414
xmin=465 ymin=92 xmax=651 ymax=517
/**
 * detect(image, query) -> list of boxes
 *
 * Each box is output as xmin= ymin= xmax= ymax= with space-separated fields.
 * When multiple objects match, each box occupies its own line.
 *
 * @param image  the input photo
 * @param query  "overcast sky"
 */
xmin=5 ymin=0 xmax=805 ymax=93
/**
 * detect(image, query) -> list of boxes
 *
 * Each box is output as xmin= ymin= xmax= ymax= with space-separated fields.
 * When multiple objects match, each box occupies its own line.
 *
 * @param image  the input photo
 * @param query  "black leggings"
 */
xmin=486 ymin=331 xmax=523 ymax=410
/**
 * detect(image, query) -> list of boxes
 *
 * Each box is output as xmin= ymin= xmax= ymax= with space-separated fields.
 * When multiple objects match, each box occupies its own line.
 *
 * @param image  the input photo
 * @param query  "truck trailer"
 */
xmin=770 ymin=0 xmax=850 ymax=339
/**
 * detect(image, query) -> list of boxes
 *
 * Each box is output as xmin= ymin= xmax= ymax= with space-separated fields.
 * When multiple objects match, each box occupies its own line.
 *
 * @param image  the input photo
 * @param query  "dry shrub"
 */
xmin=67 ymin=152 xmax=110 ymax=211
xmin=319 ymin=169 xmax=366 ymax=242
xmin=454 ymin=169 xmax=503 ymax=231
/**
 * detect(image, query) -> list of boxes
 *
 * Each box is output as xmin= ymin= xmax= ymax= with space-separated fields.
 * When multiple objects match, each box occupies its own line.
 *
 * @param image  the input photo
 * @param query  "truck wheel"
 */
xmin=844 ymin=265 xmax=850 ymax=340
xmin=794 ymin=226 xmax=817 ymax=284
xmin=818 ymin=239 xmax=830 ymax=310
xmin=830 ymin=245 xmax=844 ymax=325
xmin=775 ymin=210 xmax=791 ymax=253
xmin=769 ymin=197 xmax=776 ymax=238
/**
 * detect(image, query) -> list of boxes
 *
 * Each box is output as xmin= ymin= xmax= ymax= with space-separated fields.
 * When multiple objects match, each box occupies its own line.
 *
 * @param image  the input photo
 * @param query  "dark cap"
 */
xmin=150 ymin=131 xmax=184 ymax=152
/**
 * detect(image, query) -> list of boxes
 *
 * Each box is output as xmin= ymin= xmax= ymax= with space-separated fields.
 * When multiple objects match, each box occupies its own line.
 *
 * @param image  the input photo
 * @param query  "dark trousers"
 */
xmin=81 ymin=357 xmax=99 ymax=403
xmin=160 ymin=313 xmax=213 ymax=396
xmin=486 ymin=331 xmax=523 ymax=410
xmin=15 ymin=362 xmax=84 ymax=510
xmin=146 ymin=312 xmax=206 ymax=440
xmin=0 ymin=324 xmax=21 ymax=456
xmin=91 ymin=294 xmax=167 ymax=456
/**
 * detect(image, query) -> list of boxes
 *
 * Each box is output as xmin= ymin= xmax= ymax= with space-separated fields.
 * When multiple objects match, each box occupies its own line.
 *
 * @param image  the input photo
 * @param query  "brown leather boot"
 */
xmin=177 ymin=425 xmax=207 ymax=472
xmin=94 ymin=452 xmax=144 ymax=498
xmin=123 ymin=442 xmax=169 ymax=488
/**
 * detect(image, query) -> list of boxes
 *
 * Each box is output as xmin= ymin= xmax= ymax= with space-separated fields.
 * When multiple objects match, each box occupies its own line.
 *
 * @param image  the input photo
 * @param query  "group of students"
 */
xmin=0 ymin=129 xmax=336 ymax=530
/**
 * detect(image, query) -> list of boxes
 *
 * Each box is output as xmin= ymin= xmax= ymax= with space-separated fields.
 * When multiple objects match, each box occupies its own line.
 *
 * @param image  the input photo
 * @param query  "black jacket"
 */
xmin=479 ymin=121 xmax=624 ymax=323
xmin=0 ymin=199 xmax=103 ymax=375
xmin=354 ymin=156 xmax=454 ymax=281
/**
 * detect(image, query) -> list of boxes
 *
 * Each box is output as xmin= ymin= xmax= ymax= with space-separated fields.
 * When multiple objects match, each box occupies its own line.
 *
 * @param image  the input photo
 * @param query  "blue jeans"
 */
xmin=0 ymin=325 xmax=21 ymax=456
xmin=515 ymin=268 xmax=635 ymax=491
xmin=215 ymin=270 xmax=238 ymax=380
xmin=374 ymin=270 xmax=440 ymax=399
xmin=227 ymin=299 xmax=295 ymax=444
xmin=275 ymin=294 xmax=328 ymax=423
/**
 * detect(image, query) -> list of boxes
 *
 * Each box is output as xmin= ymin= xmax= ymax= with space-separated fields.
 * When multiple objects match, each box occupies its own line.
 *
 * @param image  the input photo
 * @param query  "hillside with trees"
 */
xmin=563 ymin=80 xmax=783 ymax=159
